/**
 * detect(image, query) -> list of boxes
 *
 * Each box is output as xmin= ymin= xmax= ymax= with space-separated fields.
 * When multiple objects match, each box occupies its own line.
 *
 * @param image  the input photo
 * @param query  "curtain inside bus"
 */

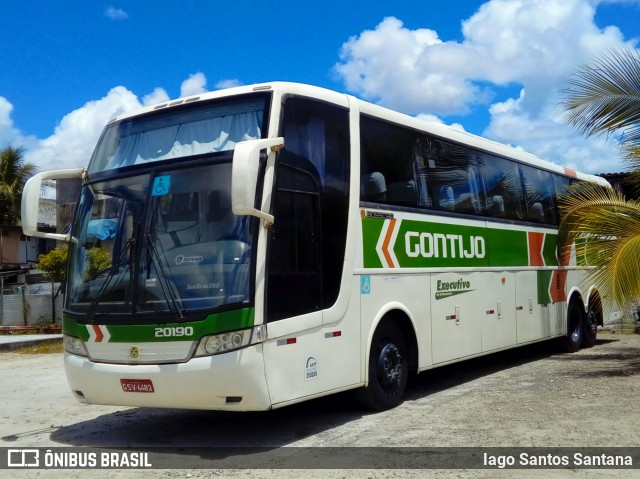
xmin=105 ymin=111 xmax=262 ymax=169
xmin=88 ymin=94 xmax=270 ymax=174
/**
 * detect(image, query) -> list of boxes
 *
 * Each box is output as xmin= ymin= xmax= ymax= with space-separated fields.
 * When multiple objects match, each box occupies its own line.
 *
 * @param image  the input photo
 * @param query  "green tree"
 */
xmin=0 ymin=146 xmax=38 ymax=225
xmin=36 ymin=246 xmax=68 ymax=324
xmin=36 ymin=246 xmax=112 ymax=322
xmin=37 ymin=246 xmax=113 ymax=284
xmin=559 ymin=48 xmax=640 ymax=310
xmin=83 ymin=247 xmax=111 ymax=281
xmin=36 ymin=246 xmax=68 ymax=283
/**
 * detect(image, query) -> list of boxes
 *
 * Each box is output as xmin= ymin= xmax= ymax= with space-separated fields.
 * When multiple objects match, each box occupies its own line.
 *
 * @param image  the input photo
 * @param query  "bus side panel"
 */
xmin=480 ymin=272 xmax=517 ymax=352
xmin=431 ymin=272 xmax=483 ymax=363
xmin=359 ymin=273 xmax=432 ymax=372
xmin=516 ymin=271 xmax=555 ymax=343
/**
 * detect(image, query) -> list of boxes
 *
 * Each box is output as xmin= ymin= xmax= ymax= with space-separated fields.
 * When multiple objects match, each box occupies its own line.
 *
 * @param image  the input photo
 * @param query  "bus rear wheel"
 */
xmin=562 ymin=300 xmax=584 ymax=353
xmin=358 ymin=322 xmax=408 ymax=411
xmin=582 ymin=301 xmax=600 ymax=348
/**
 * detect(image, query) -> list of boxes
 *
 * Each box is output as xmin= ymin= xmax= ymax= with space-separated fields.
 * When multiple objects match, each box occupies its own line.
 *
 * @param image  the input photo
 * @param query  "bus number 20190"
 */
xmin=154 ymin=326 xmax=194 ymax=338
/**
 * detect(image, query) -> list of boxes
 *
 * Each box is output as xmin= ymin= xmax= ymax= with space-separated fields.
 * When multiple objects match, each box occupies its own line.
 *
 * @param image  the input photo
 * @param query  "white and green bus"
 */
xmin=22 ymin=82 xmax=611 ymax=411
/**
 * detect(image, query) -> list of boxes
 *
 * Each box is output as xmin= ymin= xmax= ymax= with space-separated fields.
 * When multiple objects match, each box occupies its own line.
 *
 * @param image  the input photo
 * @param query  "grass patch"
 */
xmin=14 ymin=341 xmax=63 ymax=354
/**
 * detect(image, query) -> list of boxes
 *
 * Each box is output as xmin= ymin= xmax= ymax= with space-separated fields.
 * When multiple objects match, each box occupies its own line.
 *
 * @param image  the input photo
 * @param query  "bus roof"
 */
xmin=107 ymin=81 xmax=609 ymax=187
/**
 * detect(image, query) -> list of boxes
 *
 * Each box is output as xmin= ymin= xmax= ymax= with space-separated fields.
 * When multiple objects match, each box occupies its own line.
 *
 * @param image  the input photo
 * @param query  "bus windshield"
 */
xmin=88 ymin=95 xmax=269 ymax=174
xmin=66 ymin=161 xmax=255 ymax=321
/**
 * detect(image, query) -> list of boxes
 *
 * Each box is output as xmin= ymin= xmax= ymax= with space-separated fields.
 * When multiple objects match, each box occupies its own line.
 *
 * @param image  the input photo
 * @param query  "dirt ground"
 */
xmin=1 ymin=332 xmax=640 ymax=479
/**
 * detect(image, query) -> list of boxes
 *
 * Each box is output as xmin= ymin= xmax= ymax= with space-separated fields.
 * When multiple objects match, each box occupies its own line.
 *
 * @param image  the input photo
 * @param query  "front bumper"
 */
xmin=64 ymin=344 xmax=271 ymax=411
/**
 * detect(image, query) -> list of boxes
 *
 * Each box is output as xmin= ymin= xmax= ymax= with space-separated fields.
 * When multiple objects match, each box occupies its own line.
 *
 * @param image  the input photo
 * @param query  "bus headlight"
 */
xmin=64 ymin=334 xmax=88 ymax=357
xmin=194 ymin=325 xmax=266 ymax=357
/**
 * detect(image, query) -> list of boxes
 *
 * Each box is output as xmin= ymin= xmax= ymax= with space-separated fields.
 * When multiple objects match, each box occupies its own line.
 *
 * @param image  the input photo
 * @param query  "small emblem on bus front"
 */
xmin=130 ymin=345 xmax=141 ymax=359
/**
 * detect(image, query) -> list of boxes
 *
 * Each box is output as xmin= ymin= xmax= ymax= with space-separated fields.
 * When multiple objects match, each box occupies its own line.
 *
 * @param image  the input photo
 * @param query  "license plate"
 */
xmin=120 ymin=379 xmax=154 ymax=393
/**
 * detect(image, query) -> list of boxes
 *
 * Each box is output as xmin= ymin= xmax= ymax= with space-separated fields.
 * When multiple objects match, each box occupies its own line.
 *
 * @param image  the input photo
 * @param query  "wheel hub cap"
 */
xmin=377 ymin=343 xmax=402 ymax=387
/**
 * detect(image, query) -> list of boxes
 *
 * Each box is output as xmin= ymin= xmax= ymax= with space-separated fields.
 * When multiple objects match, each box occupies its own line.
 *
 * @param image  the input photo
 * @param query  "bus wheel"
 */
xmin=582 ymin=302 xmax=599 ymax=348
xmin=562 ymin=300 xmax=584 ymax=353
xmin=359 ymin=322 xmax=408 ymax=411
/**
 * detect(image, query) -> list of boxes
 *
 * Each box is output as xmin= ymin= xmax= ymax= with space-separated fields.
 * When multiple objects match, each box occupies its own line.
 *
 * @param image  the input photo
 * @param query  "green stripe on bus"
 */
xmin=363 ymin=216 xmax=532 ymax=268
xmin=542 ymin=234 xmax=558 ymax=267
xmin=63 ymin=307 xmax=255 ymax=343
xmin=483 ymin=227 xmax=528 ymax=267
xmin=361 ymin=215 xmax=385 ymax=268
xmin=203 ymin=308 xmax=255 ymax=335
xmin=63 ymin=318 xmax=87 ymax=339
xmin=537 ymin=270 xmax=553 ymax=305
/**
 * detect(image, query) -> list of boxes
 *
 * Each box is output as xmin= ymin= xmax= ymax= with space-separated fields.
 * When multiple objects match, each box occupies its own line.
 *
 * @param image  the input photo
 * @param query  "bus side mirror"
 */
xmin=21 ymin=168 xmax=85 ymax=241
xmin=231 ymin=137 xmax=284 ymax=224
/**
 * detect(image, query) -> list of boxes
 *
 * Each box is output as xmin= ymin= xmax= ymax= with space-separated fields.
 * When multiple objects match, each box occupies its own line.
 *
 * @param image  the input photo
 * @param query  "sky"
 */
xmin=1 ymin=0 xmax=640 ymax=175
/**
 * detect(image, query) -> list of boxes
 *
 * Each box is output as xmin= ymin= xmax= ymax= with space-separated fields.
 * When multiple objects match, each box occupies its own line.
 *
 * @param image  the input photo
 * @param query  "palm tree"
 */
xmin=0 ymin=146 xmax=38 ymax=225
xmin=558 ymin=48 xmax=640 ymax=311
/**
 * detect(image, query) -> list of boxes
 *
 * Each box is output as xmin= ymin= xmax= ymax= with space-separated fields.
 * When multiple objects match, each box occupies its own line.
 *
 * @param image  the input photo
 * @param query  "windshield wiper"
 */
xmin=144 ymin=234 xmax=185 ymax=320
xmin=86 ymin=237 xmax=134 ymax=323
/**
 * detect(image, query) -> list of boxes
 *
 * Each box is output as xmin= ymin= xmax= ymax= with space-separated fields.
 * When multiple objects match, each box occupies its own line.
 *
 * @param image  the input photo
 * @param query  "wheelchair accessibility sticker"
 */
xmin=360 ymin=275 xmax=371 ymax=295
xmin=152 ymin=175 xmax=171 ymax=196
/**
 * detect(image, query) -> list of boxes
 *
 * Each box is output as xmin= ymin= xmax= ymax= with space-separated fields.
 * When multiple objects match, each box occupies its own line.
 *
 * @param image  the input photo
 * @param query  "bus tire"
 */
xmin=582 ymin=301 xmax=599 ymax=348
xmin=562 ymin=300 xmax=584 ymax=353
xmin=358 ymin=321 xmax=408 ymax=411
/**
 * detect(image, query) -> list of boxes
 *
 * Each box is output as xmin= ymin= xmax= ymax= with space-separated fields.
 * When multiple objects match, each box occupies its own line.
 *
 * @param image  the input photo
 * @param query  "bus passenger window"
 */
xmin=421 ymin=139 xmax=485 ymax=216
xmin=360 ymin=115 xmax=420 ymax=208
xmin=519 ymin=164 xmax=557 ymax=225
xmin=480 ymin=154 xmax=525 ymax=221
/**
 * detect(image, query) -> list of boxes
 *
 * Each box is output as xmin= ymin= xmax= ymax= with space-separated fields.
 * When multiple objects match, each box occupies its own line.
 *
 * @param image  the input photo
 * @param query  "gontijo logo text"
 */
xmin=372 ymin=217 xmax=488 ymax=268
xmin=405 ymin=231 xmax=485 ymax=259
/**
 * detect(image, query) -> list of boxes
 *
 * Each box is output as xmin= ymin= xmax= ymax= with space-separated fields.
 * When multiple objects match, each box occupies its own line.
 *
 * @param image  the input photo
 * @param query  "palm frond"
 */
xmin=560 ymin=48 xmax=640 ymax=148
xmin=580 ymin=233 xmax=640 ymax=310
xmin=558 ymin=181 xmax=640 ymax=308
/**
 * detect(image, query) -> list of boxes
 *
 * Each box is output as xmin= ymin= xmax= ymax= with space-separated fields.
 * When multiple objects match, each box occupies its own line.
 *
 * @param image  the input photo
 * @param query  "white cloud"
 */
xmin=484 ymin=89 xmax=623 ymax=173
xmin=334 ymin=0 xmax=638 ymax=173
xmin=180 ymin=72 xmax=208 ymax=97
xmin=0 ymin=96 xmax=38 ymax=152
xmin=0 ymin=73 xmax=211 ymax=172
xmin=336 ymin=17 xmax=489 ymax=115
xmin=415 ymin=113 xmax=444 ymax=124
xmin=142 ymin=87 xmax=170 ymax=107
xmin=105 ymin=6 xmax=128 ymax=21
xmin=415 ymin=113 xmax=467 ymax=133
xmin=0 ymin=97 xmax=20 ymax=145
xmin=24 ymin=86 xmax=142 ymax=170
xmin=215 ymin=79 xmax=243 ymax=90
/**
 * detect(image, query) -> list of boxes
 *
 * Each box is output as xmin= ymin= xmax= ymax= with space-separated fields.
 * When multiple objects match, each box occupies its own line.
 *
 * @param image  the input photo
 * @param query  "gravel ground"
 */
xmin=1 ymin=332 xmax=640 ymax=479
